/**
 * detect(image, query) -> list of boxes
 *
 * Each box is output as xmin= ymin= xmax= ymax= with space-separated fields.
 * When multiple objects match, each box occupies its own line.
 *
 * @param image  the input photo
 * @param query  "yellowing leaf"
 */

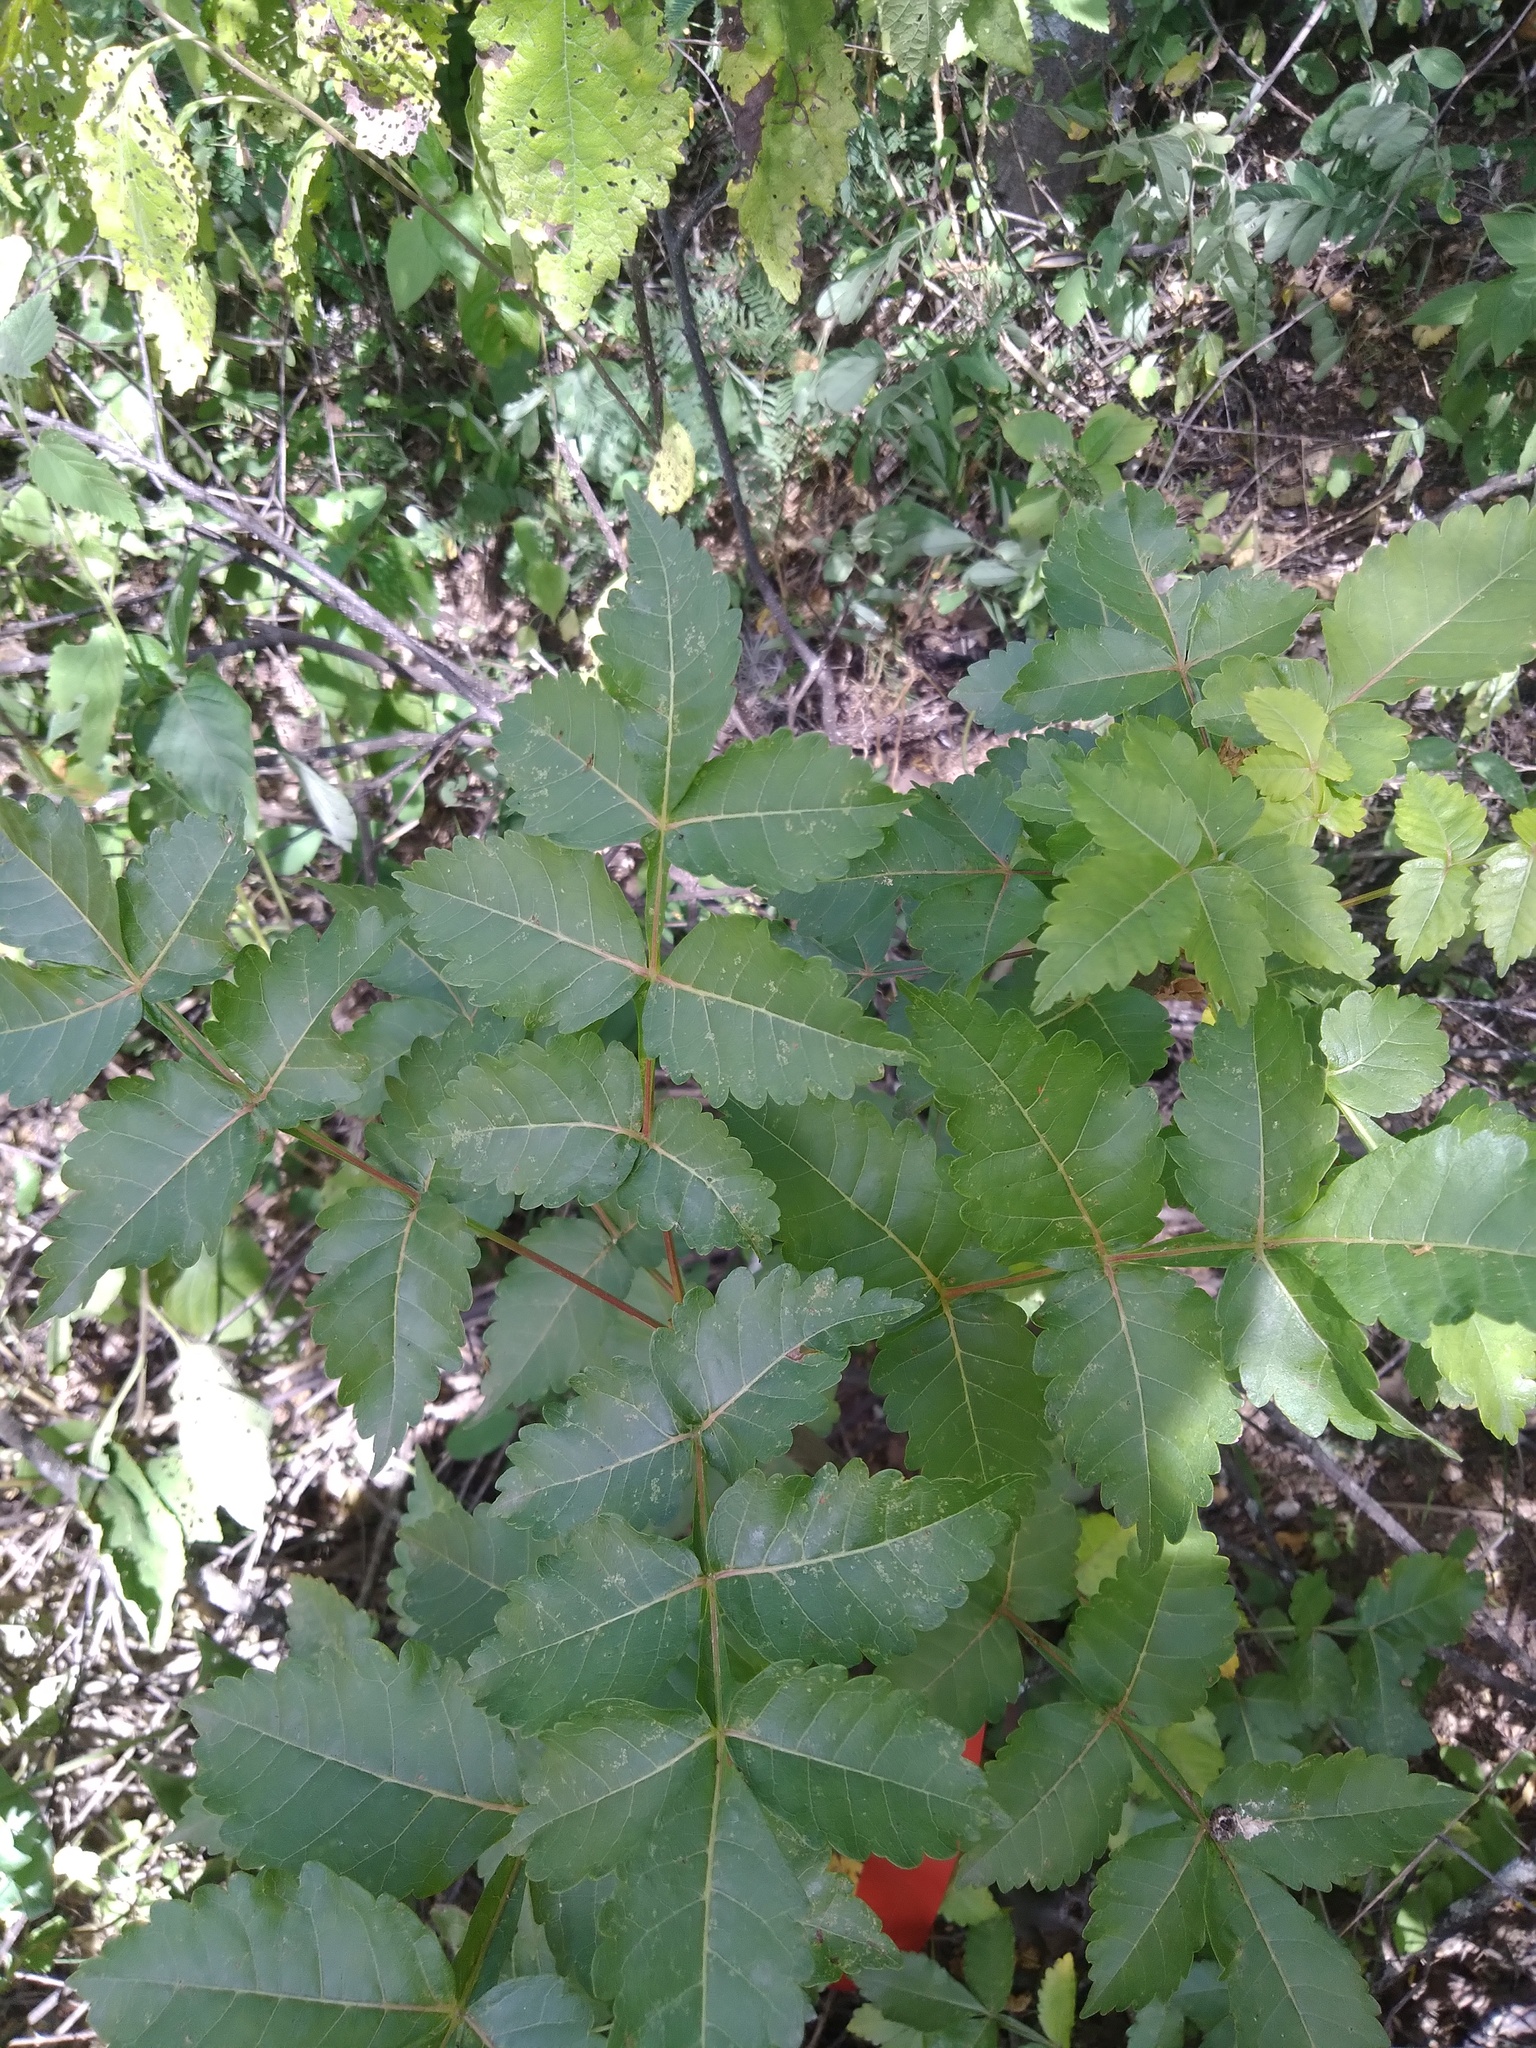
xmin=78 ymin=47 xmax=214 ymax=393
xmin=722 ymin=0 xmax=857 ymax=300
xmin=1038 ymin=1951 xmax=1077 ymax=2046
xmin=646 ymin=417 xmax=697 ymax=515
xmin=295 ymin=0 xmax=446 ymax=156
xmin=471 ymin=0 xmax=689 ymax=327
xmin=0 ymin=0 xmax=90 ymax=225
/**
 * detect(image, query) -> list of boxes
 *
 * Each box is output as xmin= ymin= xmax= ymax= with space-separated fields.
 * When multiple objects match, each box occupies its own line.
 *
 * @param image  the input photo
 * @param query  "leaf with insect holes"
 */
xmin=1206 ymin=1752 xmax=1466 ymax=1891
xmin=647 ymin=914 xmax=902 ymax=1107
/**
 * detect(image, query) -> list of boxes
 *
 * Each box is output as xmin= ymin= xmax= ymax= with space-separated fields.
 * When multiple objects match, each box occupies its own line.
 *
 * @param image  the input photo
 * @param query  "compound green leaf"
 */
xmin=430 ymin=1036 xmax=642 ymax=1207
xmin=118 ymin=815 xmax=246 ymax=1000
xmin=1318 ymin=988 xmax=1448 ymax=1119
xmin=653 ymin=1264 xmax=910 ymax=1480
xmin=1207 ymin=1861 xmax=1388 ymax=2048
xmin=481 ymin=1217 xmax=652 ymax=1411
xmin=962 ymin=1701 xmax=1133 ymax=1890
xmin=73 ymin=1863 xmax=458 ymax=2048
xmin=0 ymin=962 xmax=138 ymax=1107
xmin=1044 ymin=486 xmax=1193 ymax=641
xmin=470 ymin=0 xmax=689 ymax=327
xmin=1207 ymin=1752 xmax=1466 ymax=1891
xmin=1217 ymin=1253 xmax=1396 ymax=1440
xmin=189 ymin=1628 xmax=522 ymax=1898
xmin=78 ymin=46 xmax=214 ymax=391
xmin=910 ymin=991 xmax=1165 ymax=1262
xmin=1428 ymin=1312 xmax=1536 ymax=1442
xmin=872 ymin=1293 xmax=1051 ymax=1488
xmin=1302 ymin=1124 xmax=1536 ymax=1339
xmin=597 ymin=1751 xmax=814 ymax=2048
xmin=722 ymin=1095 xmax=978 ymax=1303
xmin=647 ymin=914 xmax=901 ymax=1106
xmin=849 ymin=1951 xmax=992 ymax=2047
xmin=402 ymin=831 xmax=645 ymax=1031
xmin=1474 ymin=820 xmax=1536 ymax=973
xmin=1066 ymin=1530 xmax=1239 ymax=1728
xmin=307 ymin=1187 xmax=478 ymax=1463
xmin=0 ymin=792 xmax=124 ymax=973
xmin=1181 ymin=570 xmax=1314 ymax=676
xmin=204 ymin=905 xmax=396 ymax=1124
xmin=709 ymin=1461 xmax=1007 ymax=1664
xmin=495 ymin=669 xmax=659 ymax=850
xmin=468 ymin=1974 xmax=606 ymax=2047
xmin=877 ymin=1569 xmax=1024 ymax=1735
xmin=1085 ymin=1826 xmax=1213 ymax=2013
xmin=595 ymin=496 xmax=740 ymax=805
xmin=616 ymin=1096 xmax=781 ymax=1254
xmin=672 ymin=729 xmax=903 ymax=892
xmin=1036 ymin=1269 xmax=1240 ymax=1543
xmin=1003 ymin=626 xmax=1184 ymax=725
xmin=1337 ymin=1551 xmax=1482 ymax=1757
xmin=469 ymin=1518 xmax=700 ymax=1731
xmin=722 ymin=0 xmax=858 ymax=300
xmin=1169 ymin=992 xmax=1337 ymax=1239
xmin=36 ymin=1059 xmax=260 ymax=1318
xmin=388 ymin=1458 xmax=548 ymax=1667
xmin=513 ymin=1704 xmax=714 ymax=1886
xmin=726 ymin=1662 xmax=998 ymax=1863
xmin=1228 ymin=830 xmax=1375 ymax=983
xmin=496 ymin=1367 xmax=693 ymax=1536
xmin=1324 ymin=496 xmax=1536 ymax=706
xmin=1032 ymin=851 xmax=1198 ymax=1012
xmin=368 ymin=1014 xmax=517 ymax=1202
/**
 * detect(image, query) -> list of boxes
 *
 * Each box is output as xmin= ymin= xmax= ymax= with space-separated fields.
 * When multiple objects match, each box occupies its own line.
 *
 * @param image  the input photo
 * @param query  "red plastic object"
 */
xmin=851 ymin=1727 xmax=986 ymax=1952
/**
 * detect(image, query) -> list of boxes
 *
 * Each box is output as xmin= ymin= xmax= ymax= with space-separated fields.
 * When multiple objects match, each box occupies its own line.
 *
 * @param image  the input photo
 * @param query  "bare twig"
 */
xmin=1445 ymin=467 xmax=1536 ymax=516
xmin=0 ymin=1407 xmax=82 ymax=1502
xmin=1235 ymin=0 xmax=1331 ymax=130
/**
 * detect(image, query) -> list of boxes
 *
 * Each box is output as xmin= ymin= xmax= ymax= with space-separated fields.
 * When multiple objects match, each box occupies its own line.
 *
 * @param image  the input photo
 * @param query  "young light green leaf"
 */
xmin=1085 ymin=1826 xmax=1213 ymax=2013
xmin=0 ymin=962 xmax=138 ymax=1108
xmin=709 ymin=1461 xmax=1007 ymax=1664
xmin=1427 ymin=1312 xmax=1536 ymax=1442
xmin=595 ymin=495 xmax=740 ymax=804
xmin=1303 ymin=1125 xmax=1536 ymax=1338
xmin=1207 ymin=1752 xmax=1466 ymax=1891
xmin=118 ymin=815 xmax=246 ymax=1000
xmin=654 ymin=1264 xmax=910 ymax=1480
xmin=647 ymin=914 xmax=901 ymax=1106
xmin=1227 ymin=829 xmax=1376 ymax=983
xmin=73 ymin=1863 xmax=458 ymax=2048
xmin=723 ymin=1096 xmax=977 ymax=1302
xmin=402 ymin=831 xmax=645 ymax=1031
xmin=872 ymin=1294 xmax=1052 ymax=1488
xmin=1324 ymin=495 xmax=1536 ymax=706
xmin=910 ymin=991 xmax=1165 ymax=1262
xmin=307 ymin=1187 xmax=477 ymax=1463
xmin=513 ymin=1704 xmax=714 ymax=1886
xmin=1207 ymin=1861 xmax=1389 ymax=2048
xmin=0 ymin=792 xmax=125 ymax=973
xmin=469 ymin=1518 xmax=700 ymax=1731
xmin=1031 ymin=848 xmax=1200 ymax=1012
xmin=430 ymin=1036 xmax=642 ymax=1207
xmin=45 ymin=623 xmax=126 ymax=768
xmin=726 ymin=1662 xmax=999 ymax=1862
xmin=598 ymin=1751 xmax=814 ymax=2048
xmin=28 ymin=428 xmax=141 ymax=529
xmin=672 ymin=728 xmax=903 ymax=892
xmin=1319 ymin=987 xmax=1449 ymax=1118
xmin=189 ymin=1627 xmax=522 ymax=1898
xmin=388 ymin=1457 xmax=548 ymax=1667
xmin=1169 ymin=991 xmax=1337 ymax=1238
xmin=615 ymin=1095 xmax=781 ymax=1254
xmin=1067 ymin=1529 xmax=1239 ymax=1727
xmin=36 ymin=1060 xmax=261 ymax=1319
xmin=962 ymin=1701 xmax=1134 ymax=1891
xmin=1474 ymin=815 xmax=1536 ymax=972
xmin=1037 ymin=1269 xmax=1240 ymax=1543
xmin=142 ymin=669 xmax=258 ymax=833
